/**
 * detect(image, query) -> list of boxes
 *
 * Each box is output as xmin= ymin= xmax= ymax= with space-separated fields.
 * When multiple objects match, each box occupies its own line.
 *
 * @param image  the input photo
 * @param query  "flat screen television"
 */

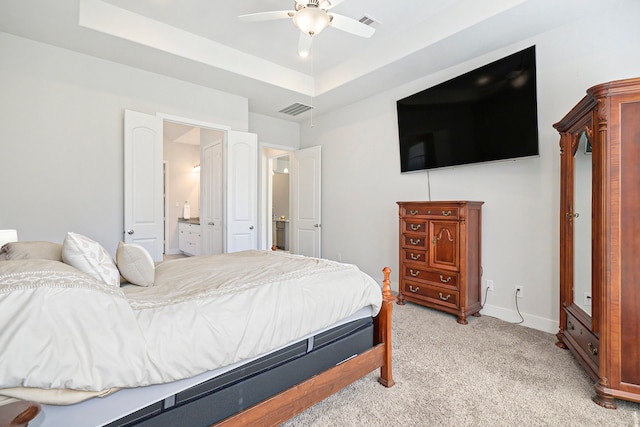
xmin=396 ymin=46 xmax=539 ymax=172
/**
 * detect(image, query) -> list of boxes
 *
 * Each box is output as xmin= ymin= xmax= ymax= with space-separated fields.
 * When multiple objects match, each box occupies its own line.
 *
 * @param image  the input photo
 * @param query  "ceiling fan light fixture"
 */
xmin=293 ymin=6 xmax=330 ymax=36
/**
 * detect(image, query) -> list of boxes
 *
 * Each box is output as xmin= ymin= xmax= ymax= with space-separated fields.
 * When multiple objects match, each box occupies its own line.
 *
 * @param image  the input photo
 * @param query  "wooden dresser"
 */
xmin=396 ymin=201 xmax=483 ymax=324
xmin=555 ymin=77 xmax=640 ymax=408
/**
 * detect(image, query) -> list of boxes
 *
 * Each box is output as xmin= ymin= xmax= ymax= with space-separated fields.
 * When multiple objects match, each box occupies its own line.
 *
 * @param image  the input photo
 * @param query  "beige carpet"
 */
xmin=282 ymin=302 xmax=640 ymax=427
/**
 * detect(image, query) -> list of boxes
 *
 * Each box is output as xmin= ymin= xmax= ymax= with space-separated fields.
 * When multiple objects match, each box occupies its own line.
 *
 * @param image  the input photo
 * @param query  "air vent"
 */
xmin=279 ymin=103 xmax=314 ymax=116
xmin=358 ymin=15 xmax=380 ymax=27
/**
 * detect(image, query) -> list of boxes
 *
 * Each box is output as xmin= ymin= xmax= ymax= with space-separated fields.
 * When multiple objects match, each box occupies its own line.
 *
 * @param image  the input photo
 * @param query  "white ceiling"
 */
xmin=0 ymin=0 xmax=603 ymax=122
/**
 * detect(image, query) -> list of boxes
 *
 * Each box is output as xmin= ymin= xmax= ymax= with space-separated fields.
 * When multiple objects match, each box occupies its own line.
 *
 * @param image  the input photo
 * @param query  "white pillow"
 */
xmin=116 ymin=242 xmax=155 ymax=287
xmin=61 ymin=232 xmax=120 ymax=287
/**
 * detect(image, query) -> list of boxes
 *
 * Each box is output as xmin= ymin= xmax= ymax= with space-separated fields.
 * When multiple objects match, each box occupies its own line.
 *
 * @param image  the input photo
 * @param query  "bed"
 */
xmin=0 ymin=238 xmax=394 ymax=426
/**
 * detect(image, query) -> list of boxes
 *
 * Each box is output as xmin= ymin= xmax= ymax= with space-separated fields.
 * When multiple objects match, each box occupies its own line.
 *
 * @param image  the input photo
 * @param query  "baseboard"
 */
xmin=480 ymin=304 xmax=558 ymax=334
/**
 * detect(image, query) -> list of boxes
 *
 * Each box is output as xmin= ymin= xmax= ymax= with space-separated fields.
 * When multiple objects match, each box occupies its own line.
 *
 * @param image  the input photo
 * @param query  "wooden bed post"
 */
xmin=0 ymin=401 xmax=41 ymax=427
xmin=375 ymin=267 xmax=395 ymax=387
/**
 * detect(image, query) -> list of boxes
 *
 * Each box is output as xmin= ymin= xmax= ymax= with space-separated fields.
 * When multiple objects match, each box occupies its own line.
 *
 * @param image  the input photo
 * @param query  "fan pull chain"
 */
xmin=310 ymin=47 xmax=314 ymax=128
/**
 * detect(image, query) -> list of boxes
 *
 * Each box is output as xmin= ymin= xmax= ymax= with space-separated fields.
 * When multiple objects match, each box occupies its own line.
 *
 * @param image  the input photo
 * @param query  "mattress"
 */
xmin=31 ymin=306 xmax=374 ymax=427
xmin=1 ymin=250 xmax=382 ymax=403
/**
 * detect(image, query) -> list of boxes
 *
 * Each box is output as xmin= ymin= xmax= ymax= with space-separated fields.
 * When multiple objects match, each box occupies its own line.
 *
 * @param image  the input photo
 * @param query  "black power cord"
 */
xmin=513 ymin=288 xmax=525 ymax=324
xmin=479 ymin=285 xmax=525 ymax=325
xmin=480 ymin=285 xmax=490 ymax=309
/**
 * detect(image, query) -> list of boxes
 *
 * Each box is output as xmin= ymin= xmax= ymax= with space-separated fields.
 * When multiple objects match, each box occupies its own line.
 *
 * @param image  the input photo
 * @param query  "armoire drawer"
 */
xmin=402 ymin=281 xmax=459 ymax=309
xmin=565 ymin=311 xmax=599 ymax=368
xmin=402 ymin=266 xmax=458 ymax=289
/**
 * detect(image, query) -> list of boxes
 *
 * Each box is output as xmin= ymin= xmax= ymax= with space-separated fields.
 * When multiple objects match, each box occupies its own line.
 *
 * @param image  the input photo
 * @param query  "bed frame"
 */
xmin=2 ymin=267 xmax=394 ymax=427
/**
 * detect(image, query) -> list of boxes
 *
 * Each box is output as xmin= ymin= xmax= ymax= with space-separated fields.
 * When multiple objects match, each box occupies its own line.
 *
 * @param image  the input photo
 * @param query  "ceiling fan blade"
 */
xmin=238 ymin=10 xmax=292 ymax=22
xmin=298 ymin=33 xmax=313 ymax=57
xmin=330 ymin=13 xmax=375 ymax=38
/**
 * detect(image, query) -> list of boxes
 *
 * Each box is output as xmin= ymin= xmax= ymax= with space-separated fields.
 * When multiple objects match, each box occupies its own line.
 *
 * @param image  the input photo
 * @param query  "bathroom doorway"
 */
xmin=259 ymin=145 xmax=322 ymax=257
xmin=262 ymin=146 xmax=291 ymax=252
xmin=271 ymin=154 xmax=290 ymax=250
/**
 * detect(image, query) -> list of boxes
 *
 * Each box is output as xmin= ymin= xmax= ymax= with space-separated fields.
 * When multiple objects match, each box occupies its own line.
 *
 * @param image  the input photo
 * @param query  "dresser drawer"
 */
xmin=401 ymin=234 xmax=428 ymax=249
xmin=402 ymin=266 xmax=458 ymax=289
xmin=401 ymin=205 xmax=459 ymax=219
xmin=402 ymin=220 xmax=427 ymax=234
xmin=401 ymin=248 xmax=427 ymax=264
xmin=402 ymin=280 xmax=459 ymax=309
xmin=565 ymin=312 xmax=599 ymax=368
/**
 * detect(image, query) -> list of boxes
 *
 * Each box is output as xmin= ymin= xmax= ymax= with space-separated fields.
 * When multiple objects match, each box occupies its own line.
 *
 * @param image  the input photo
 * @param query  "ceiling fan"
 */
xmin=239 ymin=0 xmax=375 ymax=57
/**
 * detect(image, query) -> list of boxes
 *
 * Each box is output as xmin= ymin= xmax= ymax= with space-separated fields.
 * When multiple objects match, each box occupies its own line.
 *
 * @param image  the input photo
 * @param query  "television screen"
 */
xmin=397 ymin=46 xmax=539 ymax=172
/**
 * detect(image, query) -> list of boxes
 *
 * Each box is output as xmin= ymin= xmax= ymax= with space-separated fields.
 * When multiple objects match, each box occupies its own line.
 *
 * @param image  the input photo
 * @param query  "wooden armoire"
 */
xmin=554 ymin=77 xmax=640 ymax=408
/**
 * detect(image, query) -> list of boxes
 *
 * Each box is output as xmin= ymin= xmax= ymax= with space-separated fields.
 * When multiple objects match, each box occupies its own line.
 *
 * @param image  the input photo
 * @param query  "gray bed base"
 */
xmin=105 ymin=317 xmax=374 ymax=427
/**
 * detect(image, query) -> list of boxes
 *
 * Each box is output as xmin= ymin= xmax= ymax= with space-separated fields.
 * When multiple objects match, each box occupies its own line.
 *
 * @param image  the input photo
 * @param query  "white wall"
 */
xmin=0 ymin=32 xmax=249 ymax=255
xmin=300 ymin=0 xmax=640 ymax=332
xmin=249 ymin=112 xmax=300 ymax=150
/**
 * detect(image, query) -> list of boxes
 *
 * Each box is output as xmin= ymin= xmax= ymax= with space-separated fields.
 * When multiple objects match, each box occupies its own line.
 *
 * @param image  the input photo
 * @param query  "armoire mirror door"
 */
xmin=559 ymin=113 xmax=596 ymax=336
xmin=573 ymin=131 xmax=592 ymax=317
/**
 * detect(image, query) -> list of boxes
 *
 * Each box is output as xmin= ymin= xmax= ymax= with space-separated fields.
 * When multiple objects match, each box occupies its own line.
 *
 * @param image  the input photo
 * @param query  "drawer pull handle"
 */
xmin=409 ymin=285 xmax=420 ymax=293
xmin=439 ymin=292 xmax=451 ymax=301
xmin=588 ymin=342 xmax=598 ymax=356
xmin=567 ymin=321 xmax=575 ymax=331
xmin=410 ymin=269 xmax=420 ymax=277
xmin=442 ymin=210 xmax=452 ymax=216
xmin=410 ymin=224 xmax=422 ymax=231
xmin=410 ymin=238 xmax=421 ymax=245
xmin=409 ymin=210 xmax=419 ymax=216
xmin=410 ymin=253 xmax=421 ymax=260
xmin=439 ymin=275 xmax=451 ymax=283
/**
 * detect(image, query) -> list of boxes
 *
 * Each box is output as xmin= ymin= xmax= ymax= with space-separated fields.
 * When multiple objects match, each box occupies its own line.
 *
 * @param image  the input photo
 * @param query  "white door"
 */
xmin=123 ymin=110 xmax=164 ymax=261
xmin=291 ymin=146 xmax=321 ymax=257
xmin=201 ymin=138 xmax=223 ymax=255
xmin=226 ymin=130 xmax=258 ymax=252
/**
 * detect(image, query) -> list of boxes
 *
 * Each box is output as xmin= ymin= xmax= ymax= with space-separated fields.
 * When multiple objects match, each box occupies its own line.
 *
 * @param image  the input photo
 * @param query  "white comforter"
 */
xmin=0 ymin=250 xmax=382 ymax=401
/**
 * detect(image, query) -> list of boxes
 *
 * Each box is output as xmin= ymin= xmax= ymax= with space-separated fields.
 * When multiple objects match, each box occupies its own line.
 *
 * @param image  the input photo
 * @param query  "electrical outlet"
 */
xmin=515 ymin=285 xmax=524 ymax=298
xmin=584 ymin=292 xmax=592 ymax=306
xmin=487 ymin=280 xmax=494 ymax=291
